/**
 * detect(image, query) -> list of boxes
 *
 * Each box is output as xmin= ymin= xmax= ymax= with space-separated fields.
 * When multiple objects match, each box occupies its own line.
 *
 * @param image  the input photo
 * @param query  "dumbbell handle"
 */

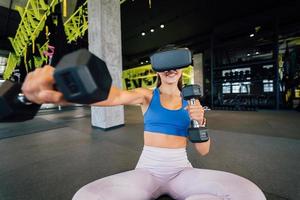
xmin=17 ymin=82 xmax=57 ymax=105
xmin=17 ymin=94 xmax=33 ymax=105
xmin=189 ymin=98 xmax=201 ymax=128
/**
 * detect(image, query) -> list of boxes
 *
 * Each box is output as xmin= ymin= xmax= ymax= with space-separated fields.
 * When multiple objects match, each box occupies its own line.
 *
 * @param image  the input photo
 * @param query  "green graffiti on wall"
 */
xmin=4 ymin=0 xmax=88 ymax=80
xmin=4 ymin=0 xmax=60 ymax=79
xmin=64 ymin=1 xmax=88 ymax=43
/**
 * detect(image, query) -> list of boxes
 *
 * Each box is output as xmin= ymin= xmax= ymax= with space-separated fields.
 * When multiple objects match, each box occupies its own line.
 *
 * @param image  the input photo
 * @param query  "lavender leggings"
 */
xmin=73 ymin=146 xmax=266 ymax=200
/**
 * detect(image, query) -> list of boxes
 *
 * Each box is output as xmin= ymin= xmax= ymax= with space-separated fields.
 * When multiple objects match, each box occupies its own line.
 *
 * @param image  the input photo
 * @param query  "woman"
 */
xmin=22 ymin=66 xmax=266 ymax=200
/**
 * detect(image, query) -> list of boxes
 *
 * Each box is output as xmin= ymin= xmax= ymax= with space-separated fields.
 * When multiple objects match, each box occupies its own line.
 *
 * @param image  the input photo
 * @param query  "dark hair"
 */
xmin=156 ymin=44 xmax=178 ymax=52
xmin=156 ymin=73 xmax=183 ymax=91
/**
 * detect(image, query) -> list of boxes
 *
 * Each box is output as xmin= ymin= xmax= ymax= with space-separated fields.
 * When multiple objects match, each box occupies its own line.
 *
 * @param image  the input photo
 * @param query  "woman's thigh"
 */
xmin=166 ymin=168 xmax=266 ymax=200
xmin=73 ymin=169 xmax=161 ymax=200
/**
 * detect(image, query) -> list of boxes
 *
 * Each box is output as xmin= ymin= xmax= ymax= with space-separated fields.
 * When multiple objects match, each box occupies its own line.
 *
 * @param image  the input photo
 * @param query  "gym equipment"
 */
xmin=150 ymin=48 xmax=192 ymax=72
xmin=182 ymin=85 xmax=209 ymax=143
xmin=244 ymin=70 xmax=250 ymax=80
xmin=0 ymin=49 xmax=112 ymax=122
xmin=239 ymin=71 xmax=245 ymax=82
xmin=229 ymin=72 xmax=234 ymax=81
xmin=0 ymin=81 xmax=41 ymax=122
xmin=233 ymin=71 xmax=239 ymax=82
xmin=54 ymin=49 xmax=112 ymax=104
xmin=224 ymin=72 xmax=230 ymax=82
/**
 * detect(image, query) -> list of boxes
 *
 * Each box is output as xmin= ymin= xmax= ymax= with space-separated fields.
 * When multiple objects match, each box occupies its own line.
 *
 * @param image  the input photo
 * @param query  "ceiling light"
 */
xmin=160 ymin=24 xmax=165 ymax=28
xmin=140 ymin=61 xmax=144 ymax=65
xmin=247 ymin=53 xmax=251 ymax=57
xmin=250 ymin=33 xmax=254 ymax=38
xmin=150 ymin=28 xmax=155 ymax=33
xmin=145 ymin=60 xmax=149 ymax=63
xmin=255 ymin=51 xmax=259 ymax=55
xmin=141 ymin=32 xmax=146 ymax=36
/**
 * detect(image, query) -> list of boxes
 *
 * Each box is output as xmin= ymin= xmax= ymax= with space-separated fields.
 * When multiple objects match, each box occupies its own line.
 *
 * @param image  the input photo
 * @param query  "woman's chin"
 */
xmin=165 ymin=79 xmax=178 ymax=84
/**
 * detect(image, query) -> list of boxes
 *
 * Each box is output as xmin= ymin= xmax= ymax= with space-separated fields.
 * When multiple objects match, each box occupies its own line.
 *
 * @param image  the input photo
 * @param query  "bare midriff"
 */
xmin=144 ymin=131 xmax=187 ymax=148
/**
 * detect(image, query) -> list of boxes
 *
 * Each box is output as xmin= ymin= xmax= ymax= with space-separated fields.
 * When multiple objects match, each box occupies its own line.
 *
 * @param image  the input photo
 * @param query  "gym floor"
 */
xmin=0 ymin=106 xmax=299 ymax=200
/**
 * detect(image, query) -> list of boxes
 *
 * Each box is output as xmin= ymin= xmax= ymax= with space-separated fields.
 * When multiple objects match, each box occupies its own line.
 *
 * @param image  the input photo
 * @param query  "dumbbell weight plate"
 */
xmin=0 ymin=81 xmax=41 ymax=122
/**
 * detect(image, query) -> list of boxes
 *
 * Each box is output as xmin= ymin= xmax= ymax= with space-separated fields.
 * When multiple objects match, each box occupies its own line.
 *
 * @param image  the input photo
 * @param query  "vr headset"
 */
xmin=150 ymin=48 xmax=192 ymax=72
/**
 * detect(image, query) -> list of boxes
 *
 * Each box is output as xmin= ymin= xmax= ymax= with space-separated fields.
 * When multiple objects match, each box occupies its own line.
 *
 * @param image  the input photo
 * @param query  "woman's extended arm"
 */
xmin=22 ymin=65 xmax=151 ymax=106
xmin=92 ymin=86 xmax=150 ymax=106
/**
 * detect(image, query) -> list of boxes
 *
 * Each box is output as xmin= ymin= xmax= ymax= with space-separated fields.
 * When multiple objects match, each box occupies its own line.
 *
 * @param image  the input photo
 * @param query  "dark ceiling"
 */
xmin=121 ymin=0 xmax=300 ymax=67
xmin=0 ymin=0 xmax=299 ymax=68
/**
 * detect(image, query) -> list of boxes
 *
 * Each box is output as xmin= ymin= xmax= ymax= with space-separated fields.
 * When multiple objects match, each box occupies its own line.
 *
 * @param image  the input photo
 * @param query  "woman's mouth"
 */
xmin=165 ymin=70 xmax=177 ymax=77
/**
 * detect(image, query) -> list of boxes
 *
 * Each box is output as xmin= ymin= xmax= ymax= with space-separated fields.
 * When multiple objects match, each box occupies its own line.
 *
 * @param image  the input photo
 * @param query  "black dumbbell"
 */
xmin=239 ymin=71 xmax=244 ymax=81
xmin=182 ymin=84 xmax=209 ymax=143
xmin=224 ymin=72 xmax=230 ymax=82
xmin=0 ymin=81 xmax=41 ymax=122
xmin=233 ymin=71 xmax=239 ymax=82
xmin=229 ymin=72 xmax=234 ymax=82
xmin=0 ymin=49 xmax=112 ymax=122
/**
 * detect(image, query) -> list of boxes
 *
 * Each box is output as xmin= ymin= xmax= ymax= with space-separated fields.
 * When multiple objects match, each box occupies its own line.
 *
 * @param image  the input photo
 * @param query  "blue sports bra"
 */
xmin=144 ymin=88 xmax=190 ymax=137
